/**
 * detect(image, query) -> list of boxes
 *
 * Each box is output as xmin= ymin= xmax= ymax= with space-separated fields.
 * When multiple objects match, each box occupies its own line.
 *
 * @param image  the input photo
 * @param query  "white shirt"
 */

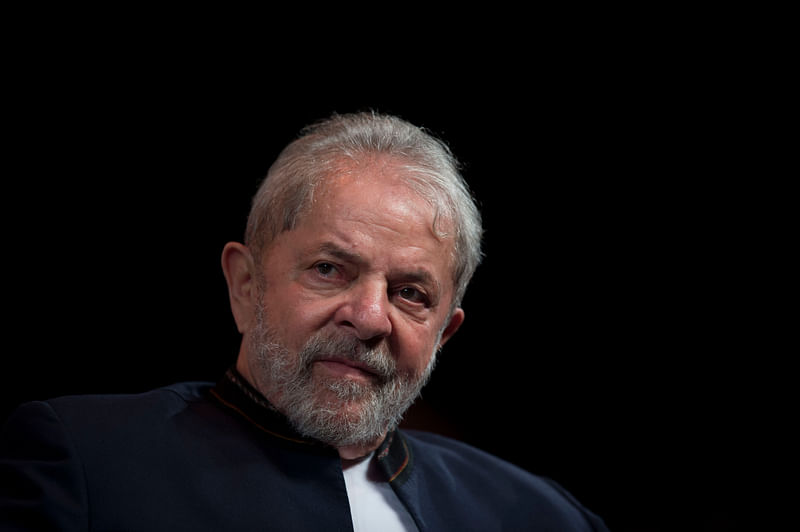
xmin=342 ymin=453 xmax=419 ymax=532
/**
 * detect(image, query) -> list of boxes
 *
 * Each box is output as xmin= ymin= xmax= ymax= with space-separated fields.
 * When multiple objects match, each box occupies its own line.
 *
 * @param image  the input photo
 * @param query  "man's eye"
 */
xmin=315 ymin=263 xmax=337 ymax=277
xmin=398 ymin=286 xmax=427 ymax=304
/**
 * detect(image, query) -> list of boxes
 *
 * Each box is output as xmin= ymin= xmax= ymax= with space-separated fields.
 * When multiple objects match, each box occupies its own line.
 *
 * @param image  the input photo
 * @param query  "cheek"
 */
xmin=270 ymin=296 xmax=340 ymax=350
xmin=391 ymin=329 xmax=438 ymax=376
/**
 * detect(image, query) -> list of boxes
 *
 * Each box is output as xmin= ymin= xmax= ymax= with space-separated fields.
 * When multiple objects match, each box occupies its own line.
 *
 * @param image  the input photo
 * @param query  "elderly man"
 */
xmin=1 ymin=113 xmax=608 ymax=531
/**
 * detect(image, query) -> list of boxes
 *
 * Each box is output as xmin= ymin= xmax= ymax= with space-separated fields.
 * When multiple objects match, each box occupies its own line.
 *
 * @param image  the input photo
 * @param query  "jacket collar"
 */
xmin=210 ymin=367 xmax=413 ymax=485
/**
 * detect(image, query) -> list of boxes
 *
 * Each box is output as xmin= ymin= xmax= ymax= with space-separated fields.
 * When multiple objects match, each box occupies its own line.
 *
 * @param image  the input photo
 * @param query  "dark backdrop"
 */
xmin=2 ymin=49 xmax=775 ymax=531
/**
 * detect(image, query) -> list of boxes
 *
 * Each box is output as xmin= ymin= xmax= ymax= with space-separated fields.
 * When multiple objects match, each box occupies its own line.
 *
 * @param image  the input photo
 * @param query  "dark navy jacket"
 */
xmin=1 ymin=369 xmax=608 ymax=531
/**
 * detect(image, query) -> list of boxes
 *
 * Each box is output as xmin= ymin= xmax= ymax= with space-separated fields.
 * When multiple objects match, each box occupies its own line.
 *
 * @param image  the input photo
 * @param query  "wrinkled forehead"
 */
xmin=303 ymin=158 xmax=458 ymax=276
xmin=311 ymin=155 xmax=456 ymax=237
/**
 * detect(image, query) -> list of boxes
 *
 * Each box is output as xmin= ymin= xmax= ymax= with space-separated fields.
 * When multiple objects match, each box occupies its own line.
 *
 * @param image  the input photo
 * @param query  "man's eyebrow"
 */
xmin=312 ymin=243 xmax=440 ymax=285
xmin=394 ymin=269 xmax=437 ymax=287
xmin=312 ymin=242 xmax=364 ymax=264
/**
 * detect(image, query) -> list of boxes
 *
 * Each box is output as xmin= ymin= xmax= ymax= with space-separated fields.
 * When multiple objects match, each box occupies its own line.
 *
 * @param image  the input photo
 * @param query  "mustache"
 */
xmin=299 ymin=333 xmax=396 ymax=382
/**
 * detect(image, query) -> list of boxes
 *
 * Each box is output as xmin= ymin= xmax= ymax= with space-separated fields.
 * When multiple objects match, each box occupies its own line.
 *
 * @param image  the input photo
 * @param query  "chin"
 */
xmin=313 ymin=387 xmax=373 ymax=419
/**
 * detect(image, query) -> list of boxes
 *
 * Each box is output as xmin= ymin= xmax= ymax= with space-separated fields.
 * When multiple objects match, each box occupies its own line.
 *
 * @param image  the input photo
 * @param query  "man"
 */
xmin=1 ymin=112 xmax=608 ymax=531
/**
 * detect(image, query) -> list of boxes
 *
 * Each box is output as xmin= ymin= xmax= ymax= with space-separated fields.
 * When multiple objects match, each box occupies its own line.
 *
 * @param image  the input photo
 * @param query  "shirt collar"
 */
xmin=211 ymin=366 xmax=413 ymax=484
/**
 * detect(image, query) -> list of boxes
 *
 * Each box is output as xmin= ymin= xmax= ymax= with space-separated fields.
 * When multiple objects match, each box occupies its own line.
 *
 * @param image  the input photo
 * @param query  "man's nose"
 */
xmin=334 ymin=280 xmax=392 ymax=341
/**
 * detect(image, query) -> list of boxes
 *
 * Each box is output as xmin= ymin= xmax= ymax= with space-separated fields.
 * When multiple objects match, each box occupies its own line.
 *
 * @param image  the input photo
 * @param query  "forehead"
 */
xmin=317 ymin=172 xmax=430 ymax=229
xmin=290 ymin=161 xmax=456 ymax=280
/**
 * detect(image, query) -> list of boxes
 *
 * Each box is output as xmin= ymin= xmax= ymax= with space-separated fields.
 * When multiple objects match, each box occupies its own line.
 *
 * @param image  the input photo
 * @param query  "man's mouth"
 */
xmin=313 ymin=357 xmax=381 ymax=381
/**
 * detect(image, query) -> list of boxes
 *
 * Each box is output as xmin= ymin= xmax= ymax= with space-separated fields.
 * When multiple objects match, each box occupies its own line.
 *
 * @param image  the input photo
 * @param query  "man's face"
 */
xmin=243 ymin=162 xmax=463 ymax=448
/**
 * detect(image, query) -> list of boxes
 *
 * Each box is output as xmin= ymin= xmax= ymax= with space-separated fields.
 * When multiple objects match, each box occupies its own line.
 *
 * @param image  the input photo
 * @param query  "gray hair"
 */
xmin=245 ymin=112 xmax=483 ymax=308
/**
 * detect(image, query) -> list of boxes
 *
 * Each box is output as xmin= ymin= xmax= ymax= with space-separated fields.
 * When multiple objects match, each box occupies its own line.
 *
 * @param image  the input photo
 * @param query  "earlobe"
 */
xmin=221 ymin=242 xmax=258 ymax=334
xmin=438 ymin=308 xmax=465 ymax=349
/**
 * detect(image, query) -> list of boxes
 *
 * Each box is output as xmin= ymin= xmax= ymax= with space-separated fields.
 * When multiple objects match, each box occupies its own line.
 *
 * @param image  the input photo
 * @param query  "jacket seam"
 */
xmin=388 ymin=435 xmax=411 ymax=482
xmin=44 ymin=401 xmax=92 ymax=532
xmin=209 ymin=388 xmax=312 ymax=445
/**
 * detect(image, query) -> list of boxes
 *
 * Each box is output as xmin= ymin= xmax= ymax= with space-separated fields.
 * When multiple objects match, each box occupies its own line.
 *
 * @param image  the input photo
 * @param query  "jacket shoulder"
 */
xmin=400 ymin=429 xmax=608 ymax=531
xmin=45 ymin=381 xmax=215 ymax=441
xmin=1 ymin=382 xmax=218 ymax=531
xmin=46 ymin=381 xmax=214 ymax=412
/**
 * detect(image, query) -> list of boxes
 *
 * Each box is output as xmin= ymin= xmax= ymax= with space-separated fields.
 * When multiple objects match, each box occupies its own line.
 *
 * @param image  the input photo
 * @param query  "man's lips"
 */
xmin=313 ymin=357 xmax=379 ymax=380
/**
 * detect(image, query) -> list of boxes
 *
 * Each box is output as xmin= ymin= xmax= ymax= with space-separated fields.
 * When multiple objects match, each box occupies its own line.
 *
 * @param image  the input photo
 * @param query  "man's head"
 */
xmin=222 ymin=112 xmax=482 ymax=456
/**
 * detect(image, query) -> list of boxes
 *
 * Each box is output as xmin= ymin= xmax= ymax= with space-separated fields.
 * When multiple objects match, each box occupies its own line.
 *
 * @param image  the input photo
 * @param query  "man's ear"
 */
xmin=221 ymin=242 xmax=258 ymax=334
xmin=438 ymin=308 xmax=465 ymax=350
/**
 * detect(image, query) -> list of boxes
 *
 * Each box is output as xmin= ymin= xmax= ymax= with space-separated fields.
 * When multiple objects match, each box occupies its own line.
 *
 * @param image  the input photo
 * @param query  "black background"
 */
xmin=1 ymin=23 xmax=786 ymax=532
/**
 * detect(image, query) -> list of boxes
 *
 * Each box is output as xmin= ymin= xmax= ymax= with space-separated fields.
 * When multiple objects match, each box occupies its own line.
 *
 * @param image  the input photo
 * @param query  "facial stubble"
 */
xmin=247 ymin=301 xmax=439 ymax=449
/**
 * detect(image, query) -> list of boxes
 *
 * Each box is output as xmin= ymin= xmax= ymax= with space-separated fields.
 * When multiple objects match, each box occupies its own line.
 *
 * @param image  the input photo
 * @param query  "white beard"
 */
xmin=247 ymin=303 xmax=438 ymax=448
